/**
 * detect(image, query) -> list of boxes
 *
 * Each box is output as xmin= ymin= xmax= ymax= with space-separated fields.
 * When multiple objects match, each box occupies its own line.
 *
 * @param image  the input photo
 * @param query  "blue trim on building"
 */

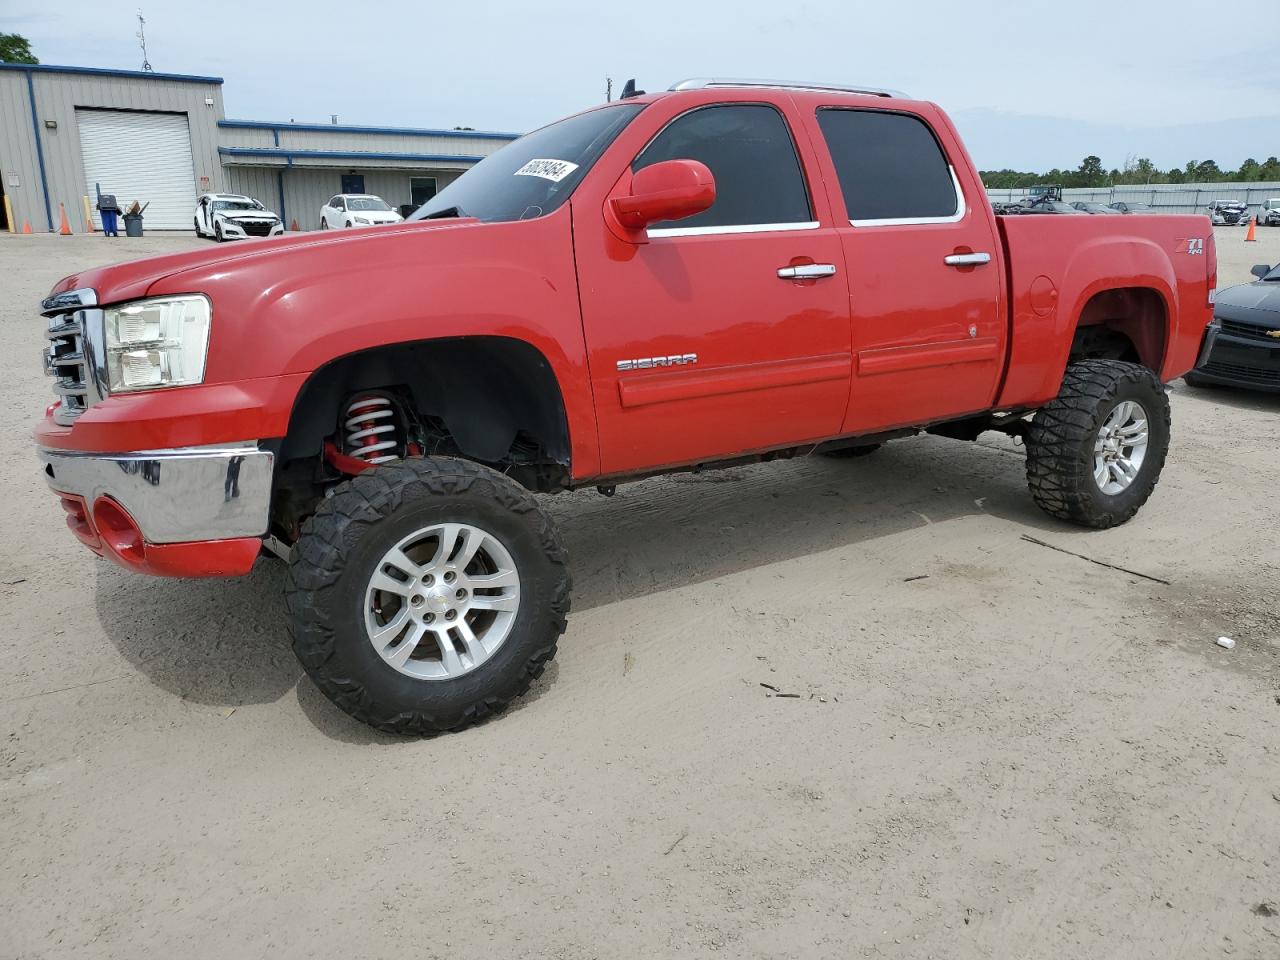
xmin=24 ymin=70 xmax=54 ymax=233
xmin=0 ymin=62 xmax=223 ymax=84
xmin=218 ymin=119 xmax=518 ymax=141
xmin=218 ymin=147 xmax=484 ymax=164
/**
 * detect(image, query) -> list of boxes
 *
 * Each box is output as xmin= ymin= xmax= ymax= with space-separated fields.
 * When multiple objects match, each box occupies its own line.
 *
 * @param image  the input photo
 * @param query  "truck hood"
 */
xmin=1213 ymin=280 xmax=1280 ymax=324
xmin=46 ymin=217 xmax=477 ymax=305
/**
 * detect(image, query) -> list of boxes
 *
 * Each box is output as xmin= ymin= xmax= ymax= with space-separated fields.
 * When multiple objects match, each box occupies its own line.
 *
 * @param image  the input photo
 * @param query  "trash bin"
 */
xmin=123 ymin=213 xmax=143 ymax=237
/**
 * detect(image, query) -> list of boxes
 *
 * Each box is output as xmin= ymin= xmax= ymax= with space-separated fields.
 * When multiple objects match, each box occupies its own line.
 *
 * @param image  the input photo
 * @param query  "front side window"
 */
xmin=412 ymin=103 xmax=644 ymax=223
xmin=632 ymin=103 xmax=812 ymax=231
xmin=816 ymin=108 xmax=960 ymax=224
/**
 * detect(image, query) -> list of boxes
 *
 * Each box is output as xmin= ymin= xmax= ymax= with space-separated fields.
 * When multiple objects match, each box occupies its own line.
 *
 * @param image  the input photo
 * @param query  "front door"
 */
xmin=574 ymin=102 xmax=852 ymax=476
xmin=803 ymin=106 xmax=1005 ymax=434
xmin=341 ymin=174 xmax=365 ymax=195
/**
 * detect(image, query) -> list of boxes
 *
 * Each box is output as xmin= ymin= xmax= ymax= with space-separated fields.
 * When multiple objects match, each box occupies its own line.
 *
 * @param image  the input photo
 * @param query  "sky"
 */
xmin=7 ymin=0 xmax=1279 ymax=172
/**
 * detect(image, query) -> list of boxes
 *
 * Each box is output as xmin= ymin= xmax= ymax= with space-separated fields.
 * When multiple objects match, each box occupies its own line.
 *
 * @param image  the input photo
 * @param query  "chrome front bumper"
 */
xmin=38 ymin=442 xmax=273 ymax=544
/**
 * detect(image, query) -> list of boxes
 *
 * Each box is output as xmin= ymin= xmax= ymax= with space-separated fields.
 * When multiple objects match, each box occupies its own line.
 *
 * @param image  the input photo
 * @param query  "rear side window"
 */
xmin=633 ymin=104 xmax=812 ymax=231
xmin=816 ymin=109 xmax=960 ymax=223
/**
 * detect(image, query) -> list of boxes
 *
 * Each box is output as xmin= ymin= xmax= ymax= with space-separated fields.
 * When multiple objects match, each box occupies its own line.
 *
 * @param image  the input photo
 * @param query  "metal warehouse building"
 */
xmin=0 ymin=63 xmax=517 ymax=233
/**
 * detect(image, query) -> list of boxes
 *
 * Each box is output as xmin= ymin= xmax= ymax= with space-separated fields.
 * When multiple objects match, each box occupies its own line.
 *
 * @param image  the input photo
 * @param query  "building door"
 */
xmin=410 ymin=177 xmax=437 ymax=207
xmin=77 ymin=109 xmax=197 ymax=230
xmin=341 ymin=174 xmax=365 ymax=194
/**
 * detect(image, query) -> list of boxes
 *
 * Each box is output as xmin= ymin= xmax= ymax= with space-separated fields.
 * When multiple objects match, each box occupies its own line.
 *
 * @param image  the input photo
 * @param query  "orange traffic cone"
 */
xmin=21 ymin=219 xmax=32 ymax=234
xmin=58 ymin=203 xmax=72 ymax=236
xmin=1245 ymin=217 xmax=1257 ymax=242
xmin=289 ymin=218 xmax=299 ymax=232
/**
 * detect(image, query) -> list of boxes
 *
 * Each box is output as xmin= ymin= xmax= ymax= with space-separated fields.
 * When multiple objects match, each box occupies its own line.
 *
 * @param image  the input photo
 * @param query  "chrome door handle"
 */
xmin=943 ymin=252 xmax=992 ymax=267
xmin=777 ymin=263 xmax=837 ymax=280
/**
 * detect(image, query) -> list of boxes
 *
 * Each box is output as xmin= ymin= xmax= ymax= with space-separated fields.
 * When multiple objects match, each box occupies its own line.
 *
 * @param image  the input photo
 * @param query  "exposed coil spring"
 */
xmin=343 ymin=395 xmax=401 ymax=465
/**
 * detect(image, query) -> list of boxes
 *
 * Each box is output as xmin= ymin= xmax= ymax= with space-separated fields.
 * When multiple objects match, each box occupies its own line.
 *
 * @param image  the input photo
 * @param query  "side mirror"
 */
xmin=1252 ymin=264 xmax=1272 ymax=279
xmin=608 ymin=159 xmax=715 ymax=241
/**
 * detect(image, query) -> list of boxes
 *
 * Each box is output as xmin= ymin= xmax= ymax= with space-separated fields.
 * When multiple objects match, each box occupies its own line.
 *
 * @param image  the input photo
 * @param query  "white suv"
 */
xmin=1262 ymin=198 xmax=1280 ymax=227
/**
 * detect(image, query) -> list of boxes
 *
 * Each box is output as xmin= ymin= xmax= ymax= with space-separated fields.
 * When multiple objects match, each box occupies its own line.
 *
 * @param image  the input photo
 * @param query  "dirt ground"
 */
xmin=2 ymin=226 xmax=1278 ymax=959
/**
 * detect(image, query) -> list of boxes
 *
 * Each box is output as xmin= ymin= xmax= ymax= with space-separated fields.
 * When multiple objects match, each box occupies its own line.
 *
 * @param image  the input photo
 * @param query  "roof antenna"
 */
xmin=136 ymin=10 xmax=153 ymax=72
xmin=620 ymin=78 xmax=645 ymax=100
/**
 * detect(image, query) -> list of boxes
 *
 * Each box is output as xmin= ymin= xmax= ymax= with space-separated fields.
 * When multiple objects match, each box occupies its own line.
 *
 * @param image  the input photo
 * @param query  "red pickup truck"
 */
xmin=36 ymin=79 xmax=1214 ymax=733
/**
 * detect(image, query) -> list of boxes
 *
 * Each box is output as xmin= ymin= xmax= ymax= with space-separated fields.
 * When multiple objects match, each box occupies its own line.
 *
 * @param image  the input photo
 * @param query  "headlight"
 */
xmin=102 ymin=294 xmax=211 ymax=393
xmin=354 ymin=217 xmax=370 ymax=225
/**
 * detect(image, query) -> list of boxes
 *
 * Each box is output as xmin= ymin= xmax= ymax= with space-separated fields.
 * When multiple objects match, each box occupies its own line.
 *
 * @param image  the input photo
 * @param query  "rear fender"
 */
xmin=998 ymin=233 xmax=1177 ymax=407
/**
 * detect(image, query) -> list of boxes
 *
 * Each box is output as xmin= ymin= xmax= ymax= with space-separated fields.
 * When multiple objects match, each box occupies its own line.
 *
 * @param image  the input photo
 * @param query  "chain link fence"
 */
xmin=986 ymin=181 xmax=1280 ymax=216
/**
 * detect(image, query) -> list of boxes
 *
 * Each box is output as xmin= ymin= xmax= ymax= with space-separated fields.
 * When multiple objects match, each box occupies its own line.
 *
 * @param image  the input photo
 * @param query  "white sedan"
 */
xmin=319 ymin=194 xmax=404 ymax=229
xmin=194 ymin=193 xmax=284 ymax=242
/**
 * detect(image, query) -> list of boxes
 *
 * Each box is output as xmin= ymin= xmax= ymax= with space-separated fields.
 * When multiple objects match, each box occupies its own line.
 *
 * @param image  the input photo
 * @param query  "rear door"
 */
xmin=803 ymin=106 xmax=1005 ymax=433
xmin=573 ymin=99 xmax=852 ymax=475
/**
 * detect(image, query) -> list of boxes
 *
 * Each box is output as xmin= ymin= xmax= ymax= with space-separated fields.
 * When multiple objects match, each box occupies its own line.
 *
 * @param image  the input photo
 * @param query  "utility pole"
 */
xmin=136 ymin=10 xmax=153 ymax=72
xmin=605 ymin=77 xmax=612 ymax=102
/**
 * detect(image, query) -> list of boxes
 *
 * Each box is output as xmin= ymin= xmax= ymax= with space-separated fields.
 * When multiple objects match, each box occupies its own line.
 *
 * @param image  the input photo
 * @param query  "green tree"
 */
xmin=1236 ymin=158 xmax=1261 ymax=181
xmin=0 ymin=33 xmax=38 ymax=64
xmin=1259 ymin=157 xmax=1280 ymax=181
xmin=1075 ymin=155 xmax=1105 ymax=187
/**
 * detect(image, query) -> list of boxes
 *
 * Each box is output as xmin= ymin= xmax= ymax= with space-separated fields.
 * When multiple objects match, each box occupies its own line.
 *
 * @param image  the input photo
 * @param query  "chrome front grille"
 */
xmin=40 ymin=288 xmax=101 ymax=426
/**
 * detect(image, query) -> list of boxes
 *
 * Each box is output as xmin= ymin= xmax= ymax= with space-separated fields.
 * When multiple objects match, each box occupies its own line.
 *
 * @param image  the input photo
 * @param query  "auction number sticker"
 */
xmin=514 ymin=158 xmax=580 ymax=182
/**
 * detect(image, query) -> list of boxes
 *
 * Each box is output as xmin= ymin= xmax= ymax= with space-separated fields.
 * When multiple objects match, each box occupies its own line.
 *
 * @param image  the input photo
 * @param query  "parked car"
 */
xmin=1072 ymin=202 xmax=1115 ymax=215
xmin=1260 ymin=198 xmax=1280 ymax=227
xmin=1205 ymin=200 xmax=1250 ymax=226
xmin=193 ymin=193 xmax=284 ymax=242
xmin=1022 ymin=200 xmax=1085 ymax=215
xmin=319 ymin=194 xmax=403 ymax=229
xmin=1109 ymin=201 xmax=1156 ymax=214
xmin=1186 ymin=262 xmax=1280 ymax=392
xmin=34 ymin=78 xmax=1214 ymax=734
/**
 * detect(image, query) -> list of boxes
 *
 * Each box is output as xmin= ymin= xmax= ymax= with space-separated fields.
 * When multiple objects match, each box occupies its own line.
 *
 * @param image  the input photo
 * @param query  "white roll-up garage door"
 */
xmin=77 ymin=110 xmax=197 ymax=230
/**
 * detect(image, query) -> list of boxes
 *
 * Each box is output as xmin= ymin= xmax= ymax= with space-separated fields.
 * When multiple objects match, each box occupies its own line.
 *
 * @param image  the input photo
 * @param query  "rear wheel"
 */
xmin=1025 ymin=359 xmax=1170 ymax=528
xmin=286 ymin=457 xmax=571 ymax=735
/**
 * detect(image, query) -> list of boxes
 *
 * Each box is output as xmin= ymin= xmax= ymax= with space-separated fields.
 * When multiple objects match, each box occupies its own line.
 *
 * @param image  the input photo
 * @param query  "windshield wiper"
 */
xmin=423 ymin=205 xmax=468 ymax=220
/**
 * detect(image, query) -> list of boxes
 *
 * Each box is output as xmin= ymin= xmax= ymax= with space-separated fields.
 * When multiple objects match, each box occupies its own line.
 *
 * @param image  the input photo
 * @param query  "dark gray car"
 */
xmin=1187 ymin=263 xmax=1280 ymax=392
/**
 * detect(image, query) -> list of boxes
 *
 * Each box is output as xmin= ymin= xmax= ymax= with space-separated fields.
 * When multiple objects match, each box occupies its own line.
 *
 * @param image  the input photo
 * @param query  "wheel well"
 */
xmin=280 ymin=336 xmax=571 ymax=489
xmin=1069 ymin=287 xmax=1167 ymax=371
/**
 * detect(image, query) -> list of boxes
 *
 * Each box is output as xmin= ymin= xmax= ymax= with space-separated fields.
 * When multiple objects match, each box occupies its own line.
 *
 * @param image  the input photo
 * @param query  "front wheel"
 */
xmin=285 ymin=457 xmax=571 ymax=735
xmin=214 ymin=223 xmax=224 ymax=243
xmin=1025 ymin=359 xmax=1170 ymax=529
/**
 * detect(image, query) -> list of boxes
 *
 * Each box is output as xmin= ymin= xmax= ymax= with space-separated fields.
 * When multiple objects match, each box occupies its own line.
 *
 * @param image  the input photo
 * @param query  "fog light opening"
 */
xmin=93 ymin=497 xmax=146 ymax=565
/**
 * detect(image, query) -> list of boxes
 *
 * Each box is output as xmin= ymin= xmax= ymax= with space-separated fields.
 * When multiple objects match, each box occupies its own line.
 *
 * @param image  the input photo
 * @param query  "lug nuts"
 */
xmin=455 ymin=588 xmax=467 ymax=600
xmin=423 ymin=574 xmax=434 ymax=587
xmin=424 ymin=613 xmax=435 ymax=624
xmin=445 ymin=610 xmax=457 ymax=621
xmin=443 ymin=571 xmax=456 ymax=584
xmin=410 ymin=595 xmax=424 ymax=606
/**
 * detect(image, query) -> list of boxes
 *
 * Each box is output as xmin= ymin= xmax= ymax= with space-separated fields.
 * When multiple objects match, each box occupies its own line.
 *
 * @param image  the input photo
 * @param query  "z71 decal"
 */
xmin=1176 ymin=238 xmax=1205 ymax=255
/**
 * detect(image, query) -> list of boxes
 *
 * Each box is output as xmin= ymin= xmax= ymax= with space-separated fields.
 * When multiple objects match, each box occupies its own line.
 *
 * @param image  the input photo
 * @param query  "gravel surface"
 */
xmin=2 ymin=227 xmax=1278 ymax=959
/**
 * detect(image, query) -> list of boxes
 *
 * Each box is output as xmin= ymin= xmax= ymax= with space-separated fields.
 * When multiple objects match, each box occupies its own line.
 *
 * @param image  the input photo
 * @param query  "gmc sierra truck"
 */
xmin=35 ymin=79 xmax=1215 ymax=734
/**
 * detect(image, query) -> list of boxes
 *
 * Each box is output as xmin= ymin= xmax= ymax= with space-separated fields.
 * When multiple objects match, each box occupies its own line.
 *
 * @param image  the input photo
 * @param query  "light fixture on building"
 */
xmin=44 ymin=119 xmax=57 ymax=130
xmin=204 ymin=97 xmax=214 ymax=107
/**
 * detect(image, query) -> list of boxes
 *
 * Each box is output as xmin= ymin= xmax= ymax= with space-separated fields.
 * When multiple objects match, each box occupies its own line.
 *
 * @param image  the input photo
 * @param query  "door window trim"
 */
xmin=648 ymin=220 xmax=820 ymax=239
xmin=633 ymin=101 xmax=817 ymax=239
xmin=848 ymin=165 xmax=966 ymax=228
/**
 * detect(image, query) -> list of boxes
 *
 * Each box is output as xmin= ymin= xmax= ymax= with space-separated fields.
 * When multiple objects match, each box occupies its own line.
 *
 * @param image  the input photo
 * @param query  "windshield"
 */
xmin=1263 ymin=265 xmax=1280 ymax=281
xmin=348 ymin=197 xmax=391 ymax=211
xmin=213 ymin=200 xmax=261 ymax=213
xmin=412 ymin=103 xmax=645 ymax=223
